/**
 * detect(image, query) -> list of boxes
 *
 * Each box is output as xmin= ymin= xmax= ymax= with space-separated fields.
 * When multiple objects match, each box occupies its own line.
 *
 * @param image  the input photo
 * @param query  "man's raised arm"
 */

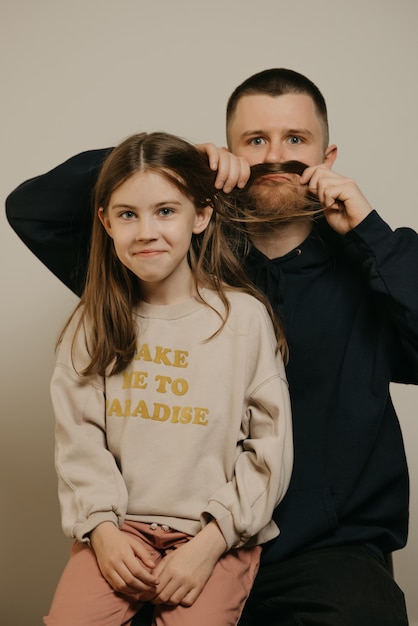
xmin=6 ymin=148 xmax=111 ymax=296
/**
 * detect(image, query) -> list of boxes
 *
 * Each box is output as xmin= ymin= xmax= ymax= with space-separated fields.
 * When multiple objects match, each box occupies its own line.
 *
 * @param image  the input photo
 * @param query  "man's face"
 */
xmin=227 ymin=93 xmax=329 ymax=165
xmin=227 ymin=93 xmax=336 ymax=219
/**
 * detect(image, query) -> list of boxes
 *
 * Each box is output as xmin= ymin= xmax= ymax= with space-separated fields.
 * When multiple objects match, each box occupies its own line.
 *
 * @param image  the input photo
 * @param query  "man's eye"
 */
xmin=250 ymin=137 xmax=266 ymax=146
xmin=288 ymin=136 xmax=302 ymax=145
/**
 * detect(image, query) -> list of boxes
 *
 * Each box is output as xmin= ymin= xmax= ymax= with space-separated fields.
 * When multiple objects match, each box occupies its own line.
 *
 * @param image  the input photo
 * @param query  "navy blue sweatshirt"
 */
xmin=245 ymin=214 xmax=418 ymax=563
xmin=6 ymin=150 xmax=418 ymax=564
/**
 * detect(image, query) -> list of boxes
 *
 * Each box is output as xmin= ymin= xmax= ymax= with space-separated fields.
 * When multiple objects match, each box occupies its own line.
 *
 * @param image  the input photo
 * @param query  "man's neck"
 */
xmin=250 ymin=219 xmax=313 ymax=259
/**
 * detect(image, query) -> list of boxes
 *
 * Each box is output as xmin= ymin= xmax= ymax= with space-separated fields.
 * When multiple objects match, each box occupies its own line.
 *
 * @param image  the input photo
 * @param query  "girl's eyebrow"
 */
xmin=109 ymin=200 xmax=183 ymax=211
xmin=153 ymin=200 xmax=183 ymax=208
xmin=110 ymin=203 xmax=137 ymax=211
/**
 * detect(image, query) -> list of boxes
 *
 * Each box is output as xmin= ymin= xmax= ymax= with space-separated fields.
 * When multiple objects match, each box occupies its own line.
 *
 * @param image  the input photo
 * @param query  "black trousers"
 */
xmin=131 ymin=545 xmax=408 ymax=626
xmin=238 ymin=545 xmax=408 ymax=626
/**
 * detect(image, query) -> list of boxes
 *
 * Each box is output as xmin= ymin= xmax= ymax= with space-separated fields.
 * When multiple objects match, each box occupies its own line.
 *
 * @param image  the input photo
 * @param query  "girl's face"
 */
xmin=99 ymin=170 xmax=212 ymax=304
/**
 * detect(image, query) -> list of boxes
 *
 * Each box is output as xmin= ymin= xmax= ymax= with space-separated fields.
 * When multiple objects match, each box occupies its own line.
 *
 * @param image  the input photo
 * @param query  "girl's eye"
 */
xmin=120 ymin=210 xmax=136 ymax=219
xmin=159 ymin=208 xmax=174 ymax=217
xmin=250 ymin=137 xmax=266 ymax=146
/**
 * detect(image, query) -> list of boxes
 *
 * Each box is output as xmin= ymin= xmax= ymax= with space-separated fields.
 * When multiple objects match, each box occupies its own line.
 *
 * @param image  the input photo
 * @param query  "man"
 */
xmin=221 ymin=69 xmax=414 ymax=626
xmin=6 ymin=69 xmax=416 ymax=625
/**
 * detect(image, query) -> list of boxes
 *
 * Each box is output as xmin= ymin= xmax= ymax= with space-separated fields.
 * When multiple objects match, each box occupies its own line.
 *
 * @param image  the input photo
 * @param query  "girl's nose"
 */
xmin=136 ymin=216 xmax=157 ymax=241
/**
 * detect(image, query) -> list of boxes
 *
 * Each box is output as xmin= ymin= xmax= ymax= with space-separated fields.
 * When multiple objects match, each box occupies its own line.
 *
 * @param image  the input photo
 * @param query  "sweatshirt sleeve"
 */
xmin=203 ymin=304 xmax=293 ymax=549
xmin=346 ymin=210 xmax=418 ymax=383
xmin=5 ymin=148 xmax=111 ymax=296
xmin=51 ymin=316 xmax=128 ymax=541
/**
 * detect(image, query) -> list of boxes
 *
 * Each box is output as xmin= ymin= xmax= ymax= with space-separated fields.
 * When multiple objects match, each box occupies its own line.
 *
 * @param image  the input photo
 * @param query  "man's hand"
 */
xmin=300 ymin=165 xmax=373 ymax=234
xmin=150 ymin=520 xmax=227 ymax=607
xmin=90 ymin=522 xmax=159 ymax=596
xmin=196 ymin=143 xmax=251 ymax=193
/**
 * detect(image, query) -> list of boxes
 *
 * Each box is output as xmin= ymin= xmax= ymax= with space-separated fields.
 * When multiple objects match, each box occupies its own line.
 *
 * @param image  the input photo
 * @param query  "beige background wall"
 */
xmin=1 ymin=1 xmax=417 ymax=623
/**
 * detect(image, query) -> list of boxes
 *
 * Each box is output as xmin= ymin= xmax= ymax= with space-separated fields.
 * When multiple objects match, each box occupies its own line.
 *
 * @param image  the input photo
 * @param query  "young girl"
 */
xmin=45 ymin=132 xmax=293 ymax=626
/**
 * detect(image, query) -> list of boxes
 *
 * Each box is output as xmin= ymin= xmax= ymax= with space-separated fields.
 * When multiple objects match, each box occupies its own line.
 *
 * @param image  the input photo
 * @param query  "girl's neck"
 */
xmin=140 ymin=270 xmax=197 ymax=306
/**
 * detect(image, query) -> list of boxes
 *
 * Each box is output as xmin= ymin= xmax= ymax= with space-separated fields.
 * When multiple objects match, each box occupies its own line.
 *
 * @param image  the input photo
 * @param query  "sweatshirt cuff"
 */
xmin=73 ymin=511 xmax=120 ymax=543
xmin=345 ymin=210 xmax=393 ymax=253
xmin=202 ymin=502 xmax=248 ymax=550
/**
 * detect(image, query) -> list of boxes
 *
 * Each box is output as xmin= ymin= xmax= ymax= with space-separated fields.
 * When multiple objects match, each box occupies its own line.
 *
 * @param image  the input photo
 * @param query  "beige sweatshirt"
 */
xmin=51 ymin=288 xmax=293 ymax=550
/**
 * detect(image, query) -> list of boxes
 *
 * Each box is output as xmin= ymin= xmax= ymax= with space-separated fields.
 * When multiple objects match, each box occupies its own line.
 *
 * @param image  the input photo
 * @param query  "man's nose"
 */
xmin=264 ymin=141 xmax=285 ymax=163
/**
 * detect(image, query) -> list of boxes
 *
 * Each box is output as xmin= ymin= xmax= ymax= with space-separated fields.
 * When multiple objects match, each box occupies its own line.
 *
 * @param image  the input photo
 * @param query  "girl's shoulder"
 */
xmin=209 ymin=286 xmax=268 ymax=309
xmin=204 ymin=287 xmax=272 ymax=326
xmin=55 ymin=305 xmax=93 ymax=370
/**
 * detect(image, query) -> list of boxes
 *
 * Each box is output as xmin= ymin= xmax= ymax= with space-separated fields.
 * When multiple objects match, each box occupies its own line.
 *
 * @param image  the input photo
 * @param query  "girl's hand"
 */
xmin=90 ymin=522 xmax=159 ymax=596
xmin=150 ymin=520 xmax=227 ymax=607
xmin=196 ymin=143 xmax=251 ymax=193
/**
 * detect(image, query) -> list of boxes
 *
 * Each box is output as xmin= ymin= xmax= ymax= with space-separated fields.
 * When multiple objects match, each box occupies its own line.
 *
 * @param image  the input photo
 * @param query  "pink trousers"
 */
xmin=44 ymin=521 xmax=261 ymax=626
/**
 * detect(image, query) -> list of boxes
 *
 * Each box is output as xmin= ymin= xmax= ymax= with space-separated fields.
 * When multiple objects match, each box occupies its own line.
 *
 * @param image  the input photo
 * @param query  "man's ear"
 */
xmin=193 ymin=205 xmax=213 ymax=234
xmin=98 ymin=208 xmax=113 ymax=237
xmin=324 ymin=144 xmax=338 ymax=168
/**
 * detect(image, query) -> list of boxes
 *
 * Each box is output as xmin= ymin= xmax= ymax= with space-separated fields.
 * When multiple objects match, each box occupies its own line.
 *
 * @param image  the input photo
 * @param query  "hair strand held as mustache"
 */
xmin=224 ymin=160 xmax=323 ymax=225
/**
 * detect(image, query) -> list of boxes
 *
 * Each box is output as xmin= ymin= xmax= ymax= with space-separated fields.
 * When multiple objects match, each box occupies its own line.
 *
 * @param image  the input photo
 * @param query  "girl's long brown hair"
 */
xmin=58 ymin=132 xmax=288 ymax=377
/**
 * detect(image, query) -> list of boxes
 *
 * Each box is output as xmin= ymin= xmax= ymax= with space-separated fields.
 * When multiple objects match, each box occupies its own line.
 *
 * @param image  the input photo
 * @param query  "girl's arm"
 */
xmin=52 ymin=312 xmax=128 ymax=541
xmin=203 ymin=303 xmax=294 ymax=550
